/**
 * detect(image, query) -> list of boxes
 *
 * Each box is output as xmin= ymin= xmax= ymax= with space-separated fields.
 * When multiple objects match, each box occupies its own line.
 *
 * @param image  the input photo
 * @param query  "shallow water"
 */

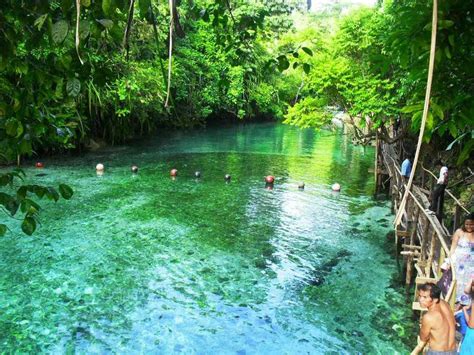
xmin=0 ymin=123 xmax=414 ymax=353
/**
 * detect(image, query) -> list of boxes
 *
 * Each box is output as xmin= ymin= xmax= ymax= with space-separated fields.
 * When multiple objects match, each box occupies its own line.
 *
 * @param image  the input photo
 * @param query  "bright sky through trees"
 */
xmin=311 ymin=0 xmax=376 ymax=11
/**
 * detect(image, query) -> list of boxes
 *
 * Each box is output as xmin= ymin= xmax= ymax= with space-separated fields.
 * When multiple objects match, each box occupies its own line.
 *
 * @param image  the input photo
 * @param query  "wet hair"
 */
xmin=418 ymin=283 xmax=441 ymax=302
xmin=462 ymin=212 xmax=474 ymax=232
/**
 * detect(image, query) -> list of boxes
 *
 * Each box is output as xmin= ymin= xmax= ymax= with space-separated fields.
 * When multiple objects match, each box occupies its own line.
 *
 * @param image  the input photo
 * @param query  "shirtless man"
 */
xmin=411 ymin=283 xmax=456 ymax=355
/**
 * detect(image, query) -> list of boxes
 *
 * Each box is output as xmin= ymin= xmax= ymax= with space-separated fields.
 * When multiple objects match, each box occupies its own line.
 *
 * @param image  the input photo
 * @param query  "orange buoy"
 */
xmin=96 ymin=163 xmax=104 ymax=172
xmin=35 ymin=162 xmax=44 ymax=168
xmin=265 ymin=175 xmax=275 ymax=184
xmin=170 ymin=168 xmax=178 ymax=177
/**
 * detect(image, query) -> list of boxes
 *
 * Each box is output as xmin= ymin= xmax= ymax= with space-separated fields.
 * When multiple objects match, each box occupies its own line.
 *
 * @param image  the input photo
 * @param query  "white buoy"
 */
xmin=332 ymin=183 xmax=341 ymax=192
xmin=96 ymin=163 xmax=104 ymax=172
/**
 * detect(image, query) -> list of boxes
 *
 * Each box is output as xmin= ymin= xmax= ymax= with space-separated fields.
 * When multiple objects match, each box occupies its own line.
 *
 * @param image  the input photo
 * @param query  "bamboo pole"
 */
xmin=394 ymin=0 xmax=438 ymax=227
xmin=375 ymin=132 xmax=379 ymax=191
xmin=425 ymin=231 xmax=437 ymax=277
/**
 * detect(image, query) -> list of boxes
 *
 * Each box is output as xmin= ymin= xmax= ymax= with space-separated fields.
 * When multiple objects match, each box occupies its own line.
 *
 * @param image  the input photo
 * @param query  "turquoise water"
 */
xmin=0 ymin=123 xmax=414 ymax=353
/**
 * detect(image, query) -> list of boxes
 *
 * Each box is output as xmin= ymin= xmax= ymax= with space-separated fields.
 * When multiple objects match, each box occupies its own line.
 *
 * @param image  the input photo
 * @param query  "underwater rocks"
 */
xmin=308 ymin=249 xmax=353 ymax=286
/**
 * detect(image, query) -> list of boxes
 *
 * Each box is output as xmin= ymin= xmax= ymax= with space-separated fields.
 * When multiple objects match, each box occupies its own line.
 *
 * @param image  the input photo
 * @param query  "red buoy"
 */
xmin=35 ymin=162 xmax=44 ymax=168
xmin=265 ymin=175 xmax=275 ymax=184
xmin=170 ymin=168 xmax=178 ymax=177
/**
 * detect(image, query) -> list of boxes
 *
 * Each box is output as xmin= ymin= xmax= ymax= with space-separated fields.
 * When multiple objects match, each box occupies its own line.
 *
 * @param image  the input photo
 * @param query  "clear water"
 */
xmin=0 ymin=123 xmax=414 ymax=353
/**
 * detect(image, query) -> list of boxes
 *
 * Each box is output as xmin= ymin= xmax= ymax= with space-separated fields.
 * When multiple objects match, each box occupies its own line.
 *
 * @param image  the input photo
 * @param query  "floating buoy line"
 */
xmin=88 ymin=164 xmax=340 ymax=191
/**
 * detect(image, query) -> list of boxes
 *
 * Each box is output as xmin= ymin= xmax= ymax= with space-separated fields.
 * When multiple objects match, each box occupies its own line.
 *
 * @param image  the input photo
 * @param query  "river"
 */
xmin=0 ymin=123 xmax=415 ymax=353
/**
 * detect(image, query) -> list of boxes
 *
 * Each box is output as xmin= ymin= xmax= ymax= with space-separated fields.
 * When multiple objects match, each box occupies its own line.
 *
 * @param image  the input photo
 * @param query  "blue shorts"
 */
xmin=426 ymin=350 xmax=457 ymax=355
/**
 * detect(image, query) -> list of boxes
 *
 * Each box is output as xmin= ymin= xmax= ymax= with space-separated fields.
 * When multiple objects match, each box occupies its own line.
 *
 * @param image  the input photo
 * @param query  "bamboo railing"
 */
xmin=378 ymin=141 xmax=457 ymax=309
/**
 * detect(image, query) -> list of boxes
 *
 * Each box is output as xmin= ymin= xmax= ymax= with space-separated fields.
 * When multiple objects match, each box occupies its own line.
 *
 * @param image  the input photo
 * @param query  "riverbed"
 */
xmin=0 ymin=123 xmax=414 ymax=353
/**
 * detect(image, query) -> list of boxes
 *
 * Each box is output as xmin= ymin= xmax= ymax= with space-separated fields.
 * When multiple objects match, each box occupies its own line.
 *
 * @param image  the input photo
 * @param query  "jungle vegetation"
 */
xmin=1 ymin=0 xmax=473 ymax=235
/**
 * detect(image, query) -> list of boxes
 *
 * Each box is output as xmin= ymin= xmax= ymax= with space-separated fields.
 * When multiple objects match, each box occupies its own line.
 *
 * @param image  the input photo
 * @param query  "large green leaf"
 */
xmin=97 ymin=19 xmax=114 ymax=29
xmin=102 ymin=0 xmax=116 ymax=16
xmin=59 ymin=184 xmax=74 ymax=199
xmin=67 ymin=78 xmax=81 ymax=97
xmin=52 ymin=20 xmax=69 ymax=44
xmin=18 ymin=139 xmax=32 ymax=155
xmin=303 ymin=63 xmax=311 ymax=74
xmin=79 ymin=21 xmax=90 ymax=40
xmin=31 ymin=185 xmax=47 ymax=198
xmin=5 ymin=119 xmax=19 ymax=137
xmin=21 ymin=217 xmax=36 ymax=236
xmin=277 ymin=55 xmax=290 ymax=72
xmin=34 ymin=14 xmax=48 ymax=30
xmin=301 ymin=47 xmax=313 ymax=56
xmin=139 ymin=0 xmax=151 ymax=17
xmin=16 ymin=186 xmax=28 ymax=199
xmin=61 ymin=0 xmax=73 ymax=12
xmin=20 ymin=199 xmax=41 ymax=214
xmin=457 ymin=139 xmax=474 ymax=166
xmin=0 ymin=193 xmax=19 ymax=216
xmin=46 ymin=187 xmax=60 ymax=202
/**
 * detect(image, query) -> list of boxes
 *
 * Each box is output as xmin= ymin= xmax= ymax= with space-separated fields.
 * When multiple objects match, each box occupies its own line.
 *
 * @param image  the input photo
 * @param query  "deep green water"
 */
xmin=0 ymin=123 xmax=415 ymax=354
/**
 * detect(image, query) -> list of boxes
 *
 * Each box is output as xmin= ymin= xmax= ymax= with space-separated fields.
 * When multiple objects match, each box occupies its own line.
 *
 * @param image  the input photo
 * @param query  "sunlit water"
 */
xmin=0 ymin=123 xmax=414 ymax=353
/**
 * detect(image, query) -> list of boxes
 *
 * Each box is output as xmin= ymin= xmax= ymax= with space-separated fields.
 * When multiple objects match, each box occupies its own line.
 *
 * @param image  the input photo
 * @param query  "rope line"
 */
xmin=394 ymin=0 xmax=438 ymax=226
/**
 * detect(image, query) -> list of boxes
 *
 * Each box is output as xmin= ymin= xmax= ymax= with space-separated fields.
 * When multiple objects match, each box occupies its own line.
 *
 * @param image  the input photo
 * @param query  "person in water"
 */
xmin=411 ymin=283 xmax=456 ymax=355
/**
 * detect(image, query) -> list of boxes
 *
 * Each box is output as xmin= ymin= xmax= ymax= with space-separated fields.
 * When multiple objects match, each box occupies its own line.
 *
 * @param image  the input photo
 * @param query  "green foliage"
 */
xmin=281 ymin=1 xmax=473 ymax=164
xmin=284 ymin=97 xmax=332 ymax=128
xmin=0 ymin=170 xmax=73 ymax=236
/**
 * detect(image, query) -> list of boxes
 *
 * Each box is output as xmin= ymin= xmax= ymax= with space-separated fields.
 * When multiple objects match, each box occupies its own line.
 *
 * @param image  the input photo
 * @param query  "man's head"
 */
xmin=418 ymin=283 xmax=441 ymax=308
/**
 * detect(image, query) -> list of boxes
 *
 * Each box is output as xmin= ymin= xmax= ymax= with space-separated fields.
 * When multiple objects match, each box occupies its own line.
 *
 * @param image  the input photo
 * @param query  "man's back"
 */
xmin=425 ymin=301 xmax=455 ymax=351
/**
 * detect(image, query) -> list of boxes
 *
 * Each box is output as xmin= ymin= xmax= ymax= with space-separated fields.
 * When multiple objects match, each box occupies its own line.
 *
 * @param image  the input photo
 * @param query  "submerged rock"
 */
xmin=308 ymin=249 xmax=353 ymax=286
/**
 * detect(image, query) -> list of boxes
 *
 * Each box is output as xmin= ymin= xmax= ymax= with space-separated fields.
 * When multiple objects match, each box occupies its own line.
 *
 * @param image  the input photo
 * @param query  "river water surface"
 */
xmin=0 ymin=123 xmax=414 ymax=353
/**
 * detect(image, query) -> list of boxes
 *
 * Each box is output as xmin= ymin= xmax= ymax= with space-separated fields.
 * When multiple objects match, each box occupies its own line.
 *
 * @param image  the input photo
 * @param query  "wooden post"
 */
xmin=420 ymin=217 xmax=430 ymax=263
xmin=406 ymin=254 xmax=413 ymax=285
xmin=421 ymin=169 xmax=426 ymax=190
xmin=375 ymin=132 xmax=379 ymax=193
xmin=405 ymin=203 xmax=420 ymax=285
xmin=453 ymin=204 xmax=461 ymax=233
xmin=425 ymin=231 xmax=437 ymax=277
